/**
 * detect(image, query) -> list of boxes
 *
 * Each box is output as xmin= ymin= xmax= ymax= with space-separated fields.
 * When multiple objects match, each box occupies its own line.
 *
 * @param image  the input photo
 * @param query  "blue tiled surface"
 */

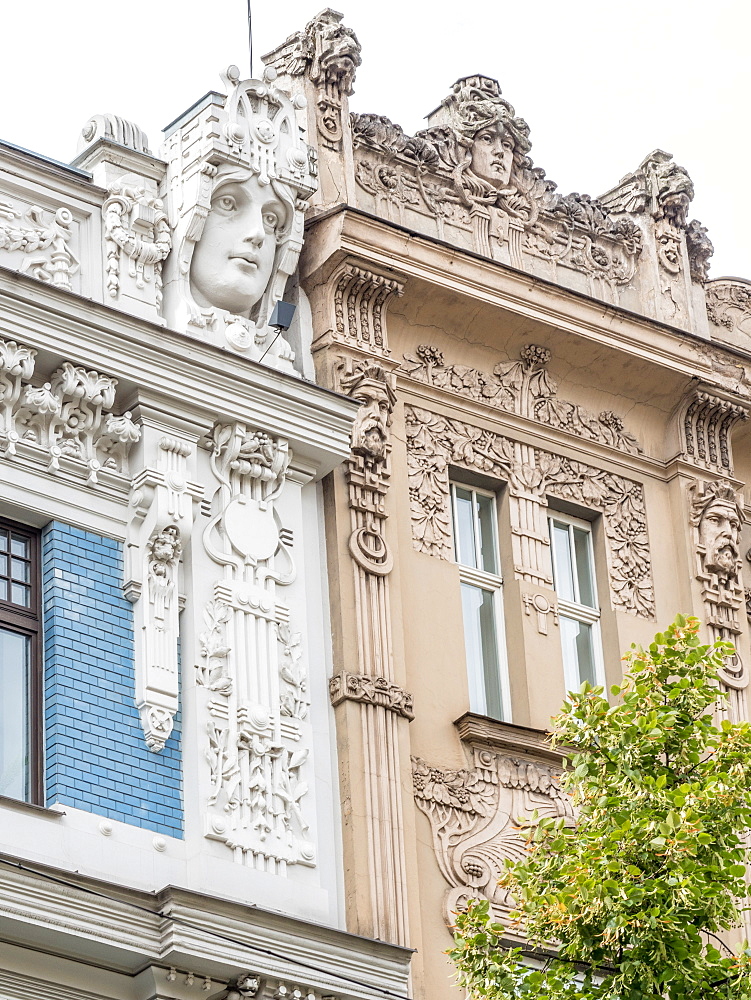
xmin=42 ymin=522 xmax=183 ymax=837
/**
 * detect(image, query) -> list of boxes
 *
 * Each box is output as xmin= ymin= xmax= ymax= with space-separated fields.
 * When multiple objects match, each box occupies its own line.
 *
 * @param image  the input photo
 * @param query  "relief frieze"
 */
xmin=401 ymin=343 xmax=642 ymax=455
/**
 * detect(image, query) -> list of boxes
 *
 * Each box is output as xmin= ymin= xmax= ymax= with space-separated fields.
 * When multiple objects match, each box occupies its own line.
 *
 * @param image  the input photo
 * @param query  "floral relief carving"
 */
xmin=405 ymin=404 xmax=655 ymax=618
xmin=402 ymin=343 xmax=642 ymax=454
xmin=278 ymin=621 xmax=309 ymax=721
xmin=329 ymin=671 xmax=414 ymax=720
xmin=0 ymin=198 xmax=79 ymax=290
xmin=0 ymin=338 xmax=140 ymax=482
xmin=706 ymin=278 xmax=751 ymax=336
xmin=199 ymin=422 xmax=315 ymax=870
xmin=412 ymin=748 xmax=573 ymax=927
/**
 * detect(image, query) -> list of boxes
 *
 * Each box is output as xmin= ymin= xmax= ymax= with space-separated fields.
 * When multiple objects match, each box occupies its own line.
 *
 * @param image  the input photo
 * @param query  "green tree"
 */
xmin=449 ymin=615 xmax=751 ymax=1000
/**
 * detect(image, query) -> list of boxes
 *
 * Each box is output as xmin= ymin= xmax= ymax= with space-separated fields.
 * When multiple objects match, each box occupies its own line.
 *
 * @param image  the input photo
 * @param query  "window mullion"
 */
xmin=569 ymin=523 xmax=581 ymax=605
xmin=472 ymin=490 xmax=482 ymax=571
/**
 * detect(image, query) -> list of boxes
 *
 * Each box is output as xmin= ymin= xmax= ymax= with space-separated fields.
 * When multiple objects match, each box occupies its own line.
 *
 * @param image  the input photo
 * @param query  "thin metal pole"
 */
xmin=247 ymin=0 xmax=253 ymax=78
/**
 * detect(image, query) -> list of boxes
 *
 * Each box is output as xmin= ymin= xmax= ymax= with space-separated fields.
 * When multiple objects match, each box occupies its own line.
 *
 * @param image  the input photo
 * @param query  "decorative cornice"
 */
xmin=0 ymin=862 xmax=412 ymax=995
xmin=330 ymin=671 xmax=414 ymax=720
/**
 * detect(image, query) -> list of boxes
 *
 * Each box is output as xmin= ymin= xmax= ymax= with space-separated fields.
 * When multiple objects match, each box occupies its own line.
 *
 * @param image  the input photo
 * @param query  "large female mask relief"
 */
xmin=163 ymin=65 xmax=317 ymax=370
xmin=418 ymin=75 xmax=546 ymax=264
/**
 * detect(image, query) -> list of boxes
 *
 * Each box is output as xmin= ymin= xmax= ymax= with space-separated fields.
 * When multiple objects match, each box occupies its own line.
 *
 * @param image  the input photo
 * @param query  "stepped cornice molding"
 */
xmin=0 ymin=266 xmax=357 ymax=477
xmin=303 ymin=206 xmax=734 ymax=381
xmin=0 ymin=861 xmax=411 ymax=998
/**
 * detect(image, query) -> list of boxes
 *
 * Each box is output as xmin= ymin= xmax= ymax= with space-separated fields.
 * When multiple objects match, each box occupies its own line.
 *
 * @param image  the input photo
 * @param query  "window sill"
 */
xmin=0 ymin=794 xmax=65 ymax=819
xmin=454 ymin=711 xmax=566 ymax=764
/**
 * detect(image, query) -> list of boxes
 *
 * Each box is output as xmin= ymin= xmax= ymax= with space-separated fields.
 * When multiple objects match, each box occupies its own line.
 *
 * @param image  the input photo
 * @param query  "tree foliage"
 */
xmin=449 ymin=616 xmax=751 ymax=1000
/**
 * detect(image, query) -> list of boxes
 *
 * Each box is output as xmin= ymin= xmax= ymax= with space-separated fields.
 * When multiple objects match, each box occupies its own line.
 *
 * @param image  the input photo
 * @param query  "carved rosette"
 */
xmin=405 ymin=404 xmax=655 ymax=617
xmin=0 ymin=337 xmax=140 ymax=482
xmin=412 ymin=744 xmax=573 ymax=928
xmin=198 ymin=422 xmax=314 ymax=871
xmin=126 ymin=436 xmax=203 ymax=751
xmin=689 ymin=479 xmax=748 ymax=720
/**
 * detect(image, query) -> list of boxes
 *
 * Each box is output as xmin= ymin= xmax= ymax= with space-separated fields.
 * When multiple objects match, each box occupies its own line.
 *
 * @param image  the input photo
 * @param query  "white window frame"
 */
xmin=548 ymin=511 xmax=605 ymax=695
xmin=450 ymin=482 xmax=512 ymax=722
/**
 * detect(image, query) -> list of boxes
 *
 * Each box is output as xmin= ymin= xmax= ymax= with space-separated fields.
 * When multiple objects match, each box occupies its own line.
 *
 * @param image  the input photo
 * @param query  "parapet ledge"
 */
xmin=454 ymin=712 xmax=564 ymax=764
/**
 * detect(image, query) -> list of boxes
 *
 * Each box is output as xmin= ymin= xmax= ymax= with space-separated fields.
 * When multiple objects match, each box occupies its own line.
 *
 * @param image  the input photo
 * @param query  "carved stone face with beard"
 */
xmin=699 ymin=498 xmax=742 ymax=580
xmin=316 ymin=20 xmax=361 ymax=92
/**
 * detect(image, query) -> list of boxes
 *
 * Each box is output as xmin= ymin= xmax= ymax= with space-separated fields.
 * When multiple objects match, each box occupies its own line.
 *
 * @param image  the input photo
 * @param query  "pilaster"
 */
xmin=307 ymin=256 xmax=412 ymax=946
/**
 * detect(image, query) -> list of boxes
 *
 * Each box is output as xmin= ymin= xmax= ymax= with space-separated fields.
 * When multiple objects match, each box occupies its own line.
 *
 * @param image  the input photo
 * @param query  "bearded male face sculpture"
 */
xmin=692 ymin=481 xmax=744 ymax=586
xmin=699 ymin=497 xmax=742 ymax=580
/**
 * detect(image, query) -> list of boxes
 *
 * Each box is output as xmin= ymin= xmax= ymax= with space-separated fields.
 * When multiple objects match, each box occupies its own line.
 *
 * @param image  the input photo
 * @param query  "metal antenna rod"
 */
xmin=247 ymin=0 xmax=254 ymax=78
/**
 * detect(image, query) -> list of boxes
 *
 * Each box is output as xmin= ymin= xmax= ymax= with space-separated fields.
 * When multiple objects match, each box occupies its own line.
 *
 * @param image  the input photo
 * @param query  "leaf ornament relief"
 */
xmin=404 ymin=405 xmax=655 ymax=618
xmin=401 ymin=344 xmax=642 ymax=455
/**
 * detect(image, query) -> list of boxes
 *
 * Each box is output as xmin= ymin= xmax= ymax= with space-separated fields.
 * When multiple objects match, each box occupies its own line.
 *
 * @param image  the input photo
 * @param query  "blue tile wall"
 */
xmin=42 ymin=522 xmax=183 ymax=837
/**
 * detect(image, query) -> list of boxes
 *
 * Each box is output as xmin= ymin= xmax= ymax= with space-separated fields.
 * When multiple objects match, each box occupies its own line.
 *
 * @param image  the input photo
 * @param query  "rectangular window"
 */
xmin=451 ymin=484 xmax=510 ymax=721
xmin=0 ymin=520 xmax=42 ymax=803
xmin=548 ymin=513 xmax=604 ymax=694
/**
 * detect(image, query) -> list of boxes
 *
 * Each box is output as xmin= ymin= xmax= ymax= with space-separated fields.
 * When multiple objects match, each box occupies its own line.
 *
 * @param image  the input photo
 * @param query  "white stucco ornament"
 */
xmin=161 ymin=64 xmax=317 ymax=371
xmin=223 ymin=495 xmax=279 ymax=563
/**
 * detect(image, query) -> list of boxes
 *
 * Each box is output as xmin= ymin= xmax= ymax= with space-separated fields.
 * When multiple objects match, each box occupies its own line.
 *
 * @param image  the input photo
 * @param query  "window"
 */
xmin=451 ymin=483 xmax=510 ymax=721
xmin=0 ymin=520 xmax=42 ymax=803
xmin=548 ymin=513 xmax=604 ymax=694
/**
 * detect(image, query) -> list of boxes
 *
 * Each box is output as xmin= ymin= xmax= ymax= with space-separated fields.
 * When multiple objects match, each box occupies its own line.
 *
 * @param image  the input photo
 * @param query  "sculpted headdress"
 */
xmin=161 ymin=65 xmax=317 ymax=369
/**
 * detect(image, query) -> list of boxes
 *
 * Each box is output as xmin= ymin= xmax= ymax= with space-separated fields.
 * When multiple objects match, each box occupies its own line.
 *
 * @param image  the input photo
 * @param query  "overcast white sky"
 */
xmin=2 ymin=1 xmax=748 ymax=279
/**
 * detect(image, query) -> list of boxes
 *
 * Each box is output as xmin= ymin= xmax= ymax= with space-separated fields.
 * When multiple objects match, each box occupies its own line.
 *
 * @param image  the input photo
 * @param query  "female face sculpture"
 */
xmin=190 ymin=173 xmax=287 ymax=318
xmin=469 ymin=123 xmax=515 ymax=188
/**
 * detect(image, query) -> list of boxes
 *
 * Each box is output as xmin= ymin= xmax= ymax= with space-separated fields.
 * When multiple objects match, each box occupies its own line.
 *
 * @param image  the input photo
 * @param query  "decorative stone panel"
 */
xmin=405 ymin=404 xmax=655 ymax=617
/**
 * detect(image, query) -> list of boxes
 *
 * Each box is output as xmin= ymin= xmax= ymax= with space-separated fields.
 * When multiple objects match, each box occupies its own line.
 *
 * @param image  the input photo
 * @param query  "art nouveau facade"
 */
xmin=262 ymin=9 xmax=751 ymax=999
xmin=2 ymin=8 xmax=751 ymax=1000
xmin=0 ymin=32 xmax=410 ymax=1000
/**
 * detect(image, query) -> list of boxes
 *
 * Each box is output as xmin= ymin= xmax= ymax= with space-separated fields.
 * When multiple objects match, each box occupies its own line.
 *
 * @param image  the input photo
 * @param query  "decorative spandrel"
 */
xmin=162 ymin=65 xmax=317 ymax=370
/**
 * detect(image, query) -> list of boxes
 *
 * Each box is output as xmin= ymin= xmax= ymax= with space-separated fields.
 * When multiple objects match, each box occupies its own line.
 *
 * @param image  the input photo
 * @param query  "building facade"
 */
xmin=0 ymin=25 xmax=410 ymax=1000
xmin=261 ymin=8 xmax=751 ymax=999
xmin=2 ymin=8 xmax=751 ymax=1000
